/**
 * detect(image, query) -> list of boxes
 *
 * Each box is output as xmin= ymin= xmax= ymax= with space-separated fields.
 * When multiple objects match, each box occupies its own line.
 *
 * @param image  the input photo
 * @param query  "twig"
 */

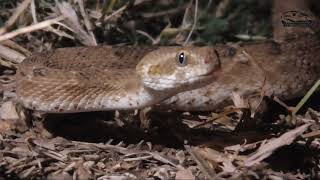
xmin=0 ymin=0 xmax=32 ymax=35
xmin=0 ymin=16 xmax=65 ymax=42
xmin=183 ymin=0 xmax=198 ymax=46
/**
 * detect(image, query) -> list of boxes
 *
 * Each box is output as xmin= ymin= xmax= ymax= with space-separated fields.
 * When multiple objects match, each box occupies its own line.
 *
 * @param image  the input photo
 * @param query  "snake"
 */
xmin=15 ymin=0 xmax=320 ymax=113
xmin=16 ymin=47 xmax=221 ymax=113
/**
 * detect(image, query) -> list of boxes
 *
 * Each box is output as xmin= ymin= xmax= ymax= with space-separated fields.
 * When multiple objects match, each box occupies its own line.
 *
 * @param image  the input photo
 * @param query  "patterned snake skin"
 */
xmin=16 ymin=47 xmax=221 ymax=112
xmin=16 ymin=0 xmax=320 ymax=113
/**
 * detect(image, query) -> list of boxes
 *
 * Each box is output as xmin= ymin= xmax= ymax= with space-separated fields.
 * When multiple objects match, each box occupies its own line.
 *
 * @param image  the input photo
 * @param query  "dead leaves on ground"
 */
xmin=1 ymin=108 xmax=320 ymax=179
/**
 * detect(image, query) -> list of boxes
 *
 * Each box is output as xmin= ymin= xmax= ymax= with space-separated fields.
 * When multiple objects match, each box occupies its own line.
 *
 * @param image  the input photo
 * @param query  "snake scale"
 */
xmin=15 ymin=0 xmax=320 ymax=113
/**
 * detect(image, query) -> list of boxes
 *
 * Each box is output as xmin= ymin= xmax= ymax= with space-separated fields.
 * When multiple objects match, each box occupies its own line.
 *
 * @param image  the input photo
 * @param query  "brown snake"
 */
xmin=16 ymin=47 xmax=221 ymax=112
xmin=15 ymin=0 xmax=320 ymax=113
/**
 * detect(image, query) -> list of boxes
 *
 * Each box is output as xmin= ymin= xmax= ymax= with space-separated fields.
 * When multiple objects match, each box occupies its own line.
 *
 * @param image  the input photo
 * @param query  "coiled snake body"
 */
xmin=16 ymin=0 xmax=320 ymax=113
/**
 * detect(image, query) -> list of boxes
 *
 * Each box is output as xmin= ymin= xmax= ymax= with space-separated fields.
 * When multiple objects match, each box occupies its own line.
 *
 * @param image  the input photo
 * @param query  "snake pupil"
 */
xmin=178 ymin=52 xmax=185 ymax=65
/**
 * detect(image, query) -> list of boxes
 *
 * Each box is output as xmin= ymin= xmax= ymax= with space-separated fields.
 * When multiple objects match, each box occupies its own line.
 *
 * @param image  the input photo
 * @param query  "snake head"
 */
xmin=136 ymin=47 xmax=221 ymax=93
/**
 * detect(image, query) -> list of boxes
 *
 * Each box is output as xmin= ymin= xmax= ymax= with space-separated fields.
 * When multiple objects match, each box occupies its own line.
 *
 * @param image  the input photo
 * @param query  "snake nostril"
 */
xmin=33 ymin=68 xmax=47 ymax=77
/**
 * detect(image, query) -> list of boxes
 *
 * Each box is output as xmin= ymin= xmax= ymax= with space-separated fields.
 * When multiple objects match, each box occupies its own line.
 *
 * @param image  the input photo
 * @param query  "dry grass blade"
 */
xmin=136 ymin=30 xmax=159 ymax=45
xmin=292 ymin=79 xmax=320 ymax=115
xmin=192 ymin=107 xmax=244 ymax=128
xmin=0 ymin=0 xmax=32 ymax=35
xmin=0 ymin=44 xmax=26 ymax=63
xmin=0 ymin=40 xmax=31 ymax=56
xmin=123 ymin=150 xmax=178 ymax=167
xmin=103 ymin=2 xmax=128 ymax=22
xmin=0 ymin=16 xmax=65 ymax=42
xmin=76 ymin=0 xmax=96 ymax=43
xmin=30 ymin=0 xmax=37 ymax=23
xmin=123 ymin=155 xmax=153 ymax=161
xmin=56 ymin=1 xmax=97 ymax=46
xmin=71 ymin=141 xmax=130 ymax=154
xmin=146 ymin=152 xmax=179 ymax=168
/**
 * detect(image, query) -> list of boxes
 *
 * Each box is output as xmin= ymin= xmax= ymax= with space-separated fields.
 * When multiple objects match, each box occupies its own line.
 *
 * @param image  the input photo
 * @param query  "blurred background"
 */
xmin=0 ymin=0 xmax=277 ymax=49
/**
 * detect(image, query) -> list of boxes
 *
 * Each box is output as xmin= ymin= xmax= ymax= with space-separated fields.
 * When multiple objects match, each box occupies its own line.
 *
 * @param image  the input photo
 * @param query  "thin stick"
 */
xmin=183 ymin=0 xmax=198 ymax=46
xmin=0 ymin=16 xmax=65 ymax=42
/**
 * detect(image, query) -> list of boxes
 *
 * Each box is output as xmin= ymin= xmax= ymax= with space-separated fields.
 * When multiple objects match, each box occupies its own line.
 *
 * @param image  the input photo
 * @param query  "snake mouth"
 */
xmin=201 ymin=66 xmax=221 ymax=78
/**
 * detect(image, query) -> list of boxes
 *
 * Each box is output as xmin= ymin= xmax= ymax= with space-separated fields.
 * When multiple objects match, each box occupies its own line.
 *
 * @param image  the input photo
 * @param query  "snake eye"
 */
xmin=176 ymin=51 xmax=187 ymax=66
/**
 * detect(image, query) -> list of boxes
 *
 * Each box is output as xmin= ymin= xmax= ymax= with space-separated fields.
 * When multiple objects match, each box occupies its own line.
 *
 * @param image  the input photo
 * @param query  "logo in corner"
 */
xmin=281 ymin=10 xmax=315 ymax=28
